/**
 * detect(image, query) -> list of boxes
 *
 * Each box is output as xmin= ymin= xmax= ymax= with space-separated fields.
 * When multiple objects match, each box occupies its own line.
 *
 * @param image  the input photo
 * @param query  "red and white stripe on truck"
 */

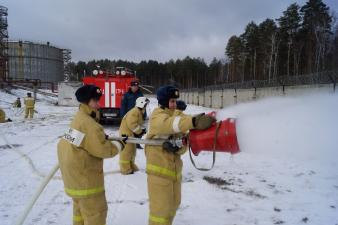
xmin=104 ymin=81 xmax=116 ymax=108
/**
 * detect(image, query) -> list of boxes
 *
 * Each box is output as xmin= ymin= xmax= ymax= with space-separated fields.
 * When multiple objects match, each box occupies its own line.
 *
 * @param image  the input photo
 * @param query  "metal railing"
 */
xmin=183 ymin=70 xmax=338 ymax=91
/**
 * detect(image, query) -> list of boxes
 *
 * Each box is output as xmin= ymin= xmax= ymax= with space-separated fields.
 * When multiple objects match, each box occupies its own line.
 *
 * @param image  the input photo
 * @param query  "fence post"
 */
xmin=334 ymin=83 xmax=336 ymax=92
xmin=234 ymin=88 xmax=237 ymax=104
xmin=220 ymin=89 xmax=224 ymax=108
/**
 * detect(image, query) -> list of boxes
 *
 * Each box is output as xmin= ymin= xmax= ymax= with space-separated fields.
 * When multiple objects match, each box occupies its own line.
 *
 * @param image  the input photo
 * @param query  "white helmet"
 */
xmin=136 ymin=97 xmax=150 ymax=109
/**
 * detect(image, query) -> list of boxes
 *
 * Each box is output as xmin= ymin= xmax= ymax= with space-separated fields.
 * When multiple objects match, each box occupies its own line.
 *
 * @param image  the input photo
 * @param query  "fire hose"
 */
xmin=14 ymin=164 xmax=59 ymax=225
xmin=14 ymin=115 xmax=240 ymax=225
xmin=13 ymin=137 xmax=181 ymax=225
xmin=109 ymin=117 xmax=240 ymax=171
xmin=109 ymin=136 xmax=218 ymax=171
xmin=108 ymin=136 xmax=185 ymax=147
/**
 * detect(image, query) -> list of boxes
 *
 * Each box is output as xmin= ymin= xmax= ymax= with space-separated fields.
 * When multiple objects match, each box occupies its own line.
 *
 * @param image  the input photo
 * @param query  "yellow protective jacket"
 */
xmin=57 ymin=104 xmax=121 ymax=198
xmin=0 ymin=108 xmax=5 ymax=123
xmin=24 ymin=97 xmax=35 ymax=108
xmin=145 ymin=107 xmax=194 ymax=181
xmin=119 ymin=107 xmax=144 ymax=136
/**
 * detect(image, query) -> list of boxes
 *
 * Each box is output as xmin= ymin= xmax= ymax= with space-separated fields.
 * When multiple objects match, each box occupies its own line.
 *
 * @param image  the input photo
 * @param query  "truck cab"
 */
xmin=82 ymin=67 xmax=137 ymax=124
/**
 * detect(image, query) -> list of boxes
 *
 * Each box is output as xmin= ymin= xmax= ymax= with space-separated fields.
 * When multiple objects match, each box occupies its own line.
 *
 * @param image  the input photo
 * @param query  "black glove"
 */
xmin=134 ymin=128 xmax=146 ymax=138
xmin=114 ymin=135 xmax=128 ymax=151
xmin=121 ymin=134 xmax=128 ymax=144
xmin=162 ymin=141 xmax=179 ymax=153
xmin=192 ymin=113 xmax=216 ymax=130
xmin=176 ymin=100 xmax=187 ymax=111
xmin=136 ymin=144 xmax=143 ymax=149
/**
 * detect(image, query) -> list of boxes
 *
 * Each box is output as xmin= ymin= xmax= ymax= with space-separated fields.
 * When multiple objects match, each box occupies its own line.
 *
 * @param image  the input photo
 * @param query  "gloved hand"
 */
xmin=134 ymin=128 xmax=146 ymax=138
xmin=140 ymin=128 xmax=146 ymax=136
xmin=115 ymin=135 xmax=128 ymax=151
xmin=121 ymin=134 xmax=128 ymax=144
xmin=176 ymin=100 xmax=187 ymax=111
xmin=192 ymin=113 xmax=216 ymax=130
xmin=162 ymin=141 xmax=180 ymax=153
xmin=136 ymin=144 xmax=143 ymax=149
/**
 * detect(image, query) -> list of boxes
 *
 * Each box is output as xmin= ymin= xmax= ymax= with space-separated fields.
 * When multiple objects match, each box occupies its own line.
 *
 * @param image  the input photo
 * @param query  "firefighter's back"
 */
xmin=24 ymin=97 xmax=35 ymax=108
xmin=57 ymin=107 xmax=105 ymax=197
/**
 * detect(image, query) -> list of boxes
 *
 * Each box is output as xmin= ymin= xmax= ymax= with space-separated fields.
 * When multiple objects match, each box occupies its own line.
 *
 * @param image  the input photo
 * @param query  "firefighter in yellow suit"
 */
xmin=0 ymin=108 xmax=12 ymax=123
xmin=0 ymin=108 xmax=6 ymax=123
xmin=119 ymin=96 xmax=150 ymax=175
xmin=57 ymin=85 xmax=126 ymax=225
xmin=145 ymin=86 xmax=215 ymax=225
xmin=24 ymin=93 xmax=35 ymax=119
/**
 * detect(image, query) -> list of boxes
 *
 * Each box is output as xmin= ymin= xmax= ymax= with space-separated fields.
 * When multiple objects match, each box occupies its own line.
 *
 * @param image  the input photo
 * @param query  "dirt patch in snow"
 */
xmin=203 ymin=175 xmax=266 ymax=199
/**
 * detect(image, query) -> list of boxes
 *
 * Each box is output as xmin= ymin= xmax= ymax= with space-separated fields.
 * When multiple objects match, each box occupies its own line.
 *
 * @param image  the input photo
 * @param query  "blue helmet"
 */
xmin=75 ymin=85 xmax=102 ymax=103
xmin=176 ymin=100 xmax=187 ymax=111
xmin=156 ymin=85 xmax=179 ymax=108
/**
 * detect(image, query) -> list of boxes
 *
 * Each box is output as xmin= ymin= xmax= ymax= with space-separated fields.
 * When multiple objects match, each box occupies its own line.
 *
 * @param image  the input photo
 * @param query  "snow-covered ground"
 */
xmin=0 ymin=88 xmax=337 ymax=225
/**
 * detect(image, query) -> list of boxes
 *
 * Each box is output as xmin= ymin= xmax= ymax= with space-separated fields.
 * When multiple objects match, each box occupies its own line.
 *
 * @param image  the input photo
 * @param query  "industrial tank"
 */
xmin=8 ymin=40 xmax=64 ymax=82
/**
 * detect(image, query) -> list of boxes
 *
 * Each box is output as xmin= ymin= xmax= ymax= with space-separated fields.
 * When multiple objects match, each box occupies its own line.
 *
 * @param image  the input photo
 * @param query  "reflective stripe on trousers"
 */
xmin=149 ymin=214 xmax=169 ymax=224
xmin=65 ymin=186 xmax=104 ymax=197
xmin=146 ymin=164 xmax=181 ymax=179
xmin=73 ymin=215 xmax=83 ymax=222
xmin=119 ymin=160 xmax=131 ymax=164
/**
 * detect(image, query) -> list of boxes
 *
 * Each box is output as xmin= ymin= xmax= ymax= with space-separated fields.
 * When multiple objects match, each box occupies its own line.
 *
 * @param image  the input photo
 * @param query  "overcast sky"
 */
xmin=2 ymin=0 xmax=337 ymax=63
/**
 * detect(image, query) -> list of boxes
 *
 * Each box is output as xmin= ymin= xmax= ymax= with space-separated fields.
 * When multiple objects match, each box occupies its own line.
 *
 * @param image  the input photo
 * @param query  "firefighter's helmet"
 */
xmin=156 ymin=85 xmax=179 ymax=108
xmin=75 ymin=85 xmax=102 ymax=103
xmin=135 ymin=97 xmax=150 ymax=109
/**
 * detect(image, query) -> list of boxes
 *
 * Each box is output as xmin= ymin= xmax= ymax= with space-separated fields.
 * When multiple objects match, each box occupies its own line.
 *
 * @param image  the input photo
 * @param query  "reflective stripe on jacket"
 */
xmin=145 ymin=107 xmax=194 ymax=181
xmin=57 ymin=104 xmax=120 ymax=198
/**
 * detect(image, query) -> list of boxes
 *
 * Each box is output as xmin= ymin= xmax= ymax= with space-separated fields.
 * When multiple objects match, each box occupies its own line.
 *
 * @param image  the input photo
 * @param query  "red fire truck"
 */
xmin=82 ymin=67 xmax=137 ymax=123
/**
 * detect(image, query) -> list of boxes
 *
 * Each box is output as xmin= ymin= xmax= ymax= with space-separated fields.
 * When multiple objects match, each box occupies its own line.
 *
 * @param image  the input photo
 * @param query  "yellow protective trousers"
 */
xmin=72 ymin=193 xmax=107 ymax=225
xmin=147 ymin=175 xmax=181 ymax=225
xmin=25 ymin=108 xmax=34 ymax=119
xmin=119 ymin=143 xmax=139 ymax=174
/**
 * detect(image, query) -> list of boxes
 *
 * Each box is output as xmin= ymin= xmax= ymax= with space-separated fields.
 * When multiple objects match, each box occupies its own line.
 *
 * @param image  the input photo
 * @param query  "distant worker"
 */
xmin=119 ymin=97 xmax=149 ymax=175
xmin=0 ymin=108 xmax=12 ymax=123
xmin=58 ymin=85 xmax=126 ymax=225
xmin=13 ymin=97 xmax=21 ymax=108
xmin=24 ymin=93 xmax=35 ymax=119
xmin=145 ymin=85 xmax=215 ymax=225
xmin=120 ymin=80 xmax=144 ymax=118
xmin=0 ymin=108 xmax=5 ymax=123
